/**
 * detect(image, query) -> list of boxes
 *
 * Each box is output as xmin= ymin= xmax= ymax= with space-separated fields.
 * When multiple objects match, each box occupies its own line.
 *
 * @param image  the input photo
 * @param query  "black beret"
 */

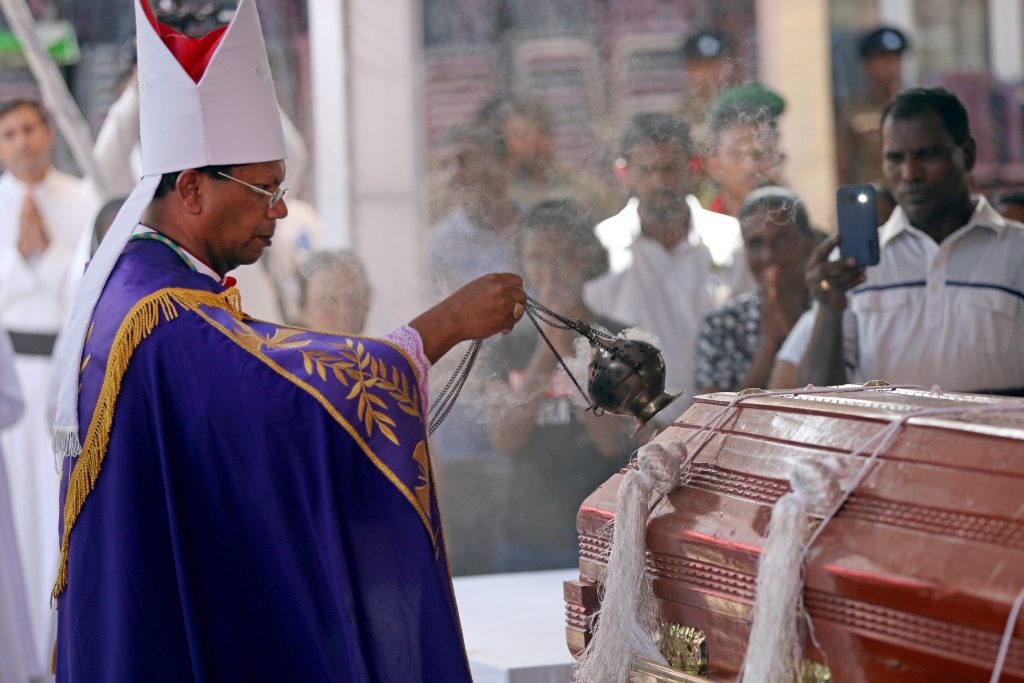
xmin=682 ymin=30 xmax=732 ymax=61
xmin=858 ymin=26 xmax=909 ymax=58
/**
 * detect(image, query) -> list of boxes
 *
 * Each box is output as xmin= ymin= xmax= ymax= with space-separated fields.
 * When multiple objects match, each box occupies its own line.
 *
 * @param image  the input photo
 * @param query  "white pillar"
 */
xmin=989 ymin=0 xmax=1024 ymax=82
xmin=309 ymin=0 xmax=352 ymax=248
xmin=345 ymin=0 xmax=425 ymax=332
xmin=756 ymin=0 xmax=837 ymax=228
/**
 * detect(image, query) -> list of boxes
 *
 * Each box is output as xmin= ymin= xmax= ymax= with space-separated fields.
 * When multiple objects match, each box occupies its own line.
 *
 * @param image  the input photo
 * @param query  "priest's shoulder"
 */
xmin=106 ymin=239 xmax=223 ymax=300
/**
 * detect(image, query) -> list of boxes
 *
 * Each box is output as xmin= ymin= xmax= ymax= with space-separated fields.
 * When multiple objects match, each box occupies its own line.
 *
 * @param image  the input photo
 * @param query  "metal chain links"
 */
xmin=427 ymin=339 xmax=482 ymax=435
xmin=426 ymin=297 xmax=607 ymax=434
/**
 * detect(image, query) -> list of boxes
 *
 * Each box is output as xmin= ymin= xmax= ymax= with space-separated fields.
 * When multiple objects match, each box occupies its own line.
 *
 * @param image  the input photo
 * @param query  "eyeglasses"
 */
xmin=216 ymin=171 xmax=290 ymax=209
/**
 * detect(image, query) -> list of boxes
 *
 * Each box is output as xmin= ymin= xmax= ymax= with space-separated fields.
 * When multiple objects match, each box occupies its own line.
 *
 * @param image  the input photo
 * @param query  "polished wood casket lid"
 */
xmin=567 ymin=387 xmax=1024 ymax=682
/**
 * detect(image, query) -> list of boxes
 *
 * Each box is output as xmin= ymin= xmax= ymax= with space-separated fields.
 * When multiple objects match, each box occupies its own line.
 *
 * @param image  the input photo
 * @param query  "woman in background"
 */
xmin=487 ymin=199 xmax=633 ymax=572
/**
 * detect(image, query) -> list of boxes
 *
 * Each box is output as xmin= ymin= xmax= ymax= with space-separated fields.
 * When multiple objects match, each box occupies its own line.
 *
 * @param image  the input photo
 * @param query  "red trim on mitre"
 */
xmin=141 ymin=0 xmax=228 ymax=83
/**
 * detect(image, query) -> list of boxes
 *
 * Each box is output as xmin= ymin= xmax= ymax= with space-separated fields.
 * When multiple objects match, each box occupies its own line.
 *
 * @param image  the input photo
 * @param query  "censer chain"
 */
xmin=428 ymin=297 xmax=606 ymax=434
xmin=523 ymin=306 xmax=600 ymax=414
xmin=526 ymin=296 xmax=644 ymax=373
xmin=428 ymin=339 xmax=482 ymax=435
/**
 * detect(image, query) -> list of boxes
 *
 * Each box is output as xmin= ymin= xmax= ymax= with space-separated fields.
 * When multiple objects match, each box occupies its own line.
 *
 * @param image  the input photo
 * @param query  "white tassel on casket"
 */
xmin=577 ymin=440 xmax=687 ymax=683
xmin=742 ymin=458 xmax=841 ymax=683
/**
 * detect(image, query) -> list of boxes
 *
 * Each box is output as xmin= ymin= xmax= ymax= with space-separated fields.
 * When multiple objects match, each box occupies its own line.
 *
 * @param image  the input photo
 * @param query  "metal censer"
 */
xmin=586 ymin=335 xmax=680 ymax=428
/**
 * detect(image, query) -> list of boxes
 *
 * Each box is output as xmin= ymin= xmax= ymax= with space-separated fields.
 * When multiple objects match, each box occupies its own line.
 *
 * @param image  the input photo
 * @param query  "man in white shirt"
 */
xmin=0 ymin=99 xmax=98 ymax=672
xmin=586 ymin=112 xmax=734 ymax=426
xmin=800 ymin=87 xmax=1024 ymax=393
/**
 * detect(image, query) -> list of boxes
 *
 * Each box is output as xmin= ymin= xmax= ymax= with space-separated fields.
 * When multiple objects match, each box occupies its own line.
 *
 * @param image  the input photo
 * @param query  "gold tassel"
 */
xmin=52 ymin=287 xmax=243 ymax=600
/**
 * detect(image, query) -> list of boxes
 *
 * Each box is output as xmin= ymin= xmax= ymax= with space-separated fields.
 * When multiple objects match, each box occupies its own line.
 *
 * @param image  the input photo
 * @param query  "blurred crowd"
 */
xmin=420 ymin=25 xmax=1024 ymax=576
xmin=1 ymin=23 xmax=1024 ymax=676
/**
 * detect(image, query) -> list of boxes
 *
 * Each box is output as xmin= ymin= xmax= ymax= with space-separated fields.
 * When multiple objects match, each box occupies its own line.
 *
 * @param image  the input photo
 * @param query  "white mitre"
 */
xmin=52 ymin=0 xmax=286 ymax=456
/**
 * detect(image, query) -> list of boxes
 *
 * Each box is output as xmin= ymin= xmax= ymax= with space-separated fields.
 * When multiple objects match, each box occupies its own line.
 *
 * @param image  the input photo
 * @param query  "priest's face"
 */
xmin=0 ymin=103 xmax=53 ymax=183
xmin=204 ymin=160 xmax=288 ymax=274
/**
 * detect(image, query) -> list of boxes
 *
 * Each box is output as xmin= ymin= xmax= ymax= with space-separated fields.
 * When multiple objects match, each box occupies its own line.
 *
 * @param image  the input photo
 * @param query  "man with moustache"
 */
xmin=586 ymin=112 xmax=736 ymax=426
xmin=800 ymin=87 xmax=1024 ymax=394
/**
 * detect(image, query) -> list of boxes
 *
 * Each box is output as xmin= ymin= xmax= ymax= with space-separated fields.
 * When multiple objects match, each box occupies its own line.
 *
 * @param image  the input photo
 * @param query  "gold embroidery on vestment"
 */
xmin=296 ymin=339 xmax=420 ymax=446
xmin=412 ymin=441 xmax=431 ymax=520
xmin=54 ymin=288 xmax=439 ymax=606
xmin=189 ymin=309 xmax=437 ymax=547
xmin=54 ymin=287 xmax=243 ymax=600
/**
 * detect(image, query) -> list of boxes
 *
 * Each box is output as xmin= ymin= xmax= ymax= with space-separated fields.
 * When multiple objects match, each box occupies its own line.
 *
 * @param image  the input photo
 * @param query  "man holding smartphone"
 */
xmin=799 ymin=87 xmax=1024 ymax=395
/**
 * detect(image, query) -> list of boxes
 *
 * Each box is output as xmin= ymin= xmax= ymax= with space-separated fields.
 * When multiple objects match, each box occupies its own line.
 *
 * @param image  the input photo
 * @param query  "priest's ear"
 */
xmin=174 ymin=169 xmax=206 ymax=214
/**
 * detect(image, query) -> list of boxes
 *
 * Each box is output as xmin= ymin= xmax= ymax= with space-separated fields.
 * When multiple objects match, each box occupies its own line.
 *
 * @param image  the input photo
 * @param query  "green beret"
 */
xmin=707 ymin=82 xmax=786 ymax=132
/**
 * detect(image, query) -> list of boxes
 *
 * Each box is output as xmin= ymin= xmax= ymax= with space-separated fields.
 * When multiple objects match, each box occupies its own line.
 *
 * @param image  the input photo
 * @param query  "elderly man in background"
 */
xmin=0 ymin=98 xmax=97 ymax=674
xmin=800 ymin=87 xmax=1024 ymax=394
xmin=300 ymin=249 xmax=373 ymax=335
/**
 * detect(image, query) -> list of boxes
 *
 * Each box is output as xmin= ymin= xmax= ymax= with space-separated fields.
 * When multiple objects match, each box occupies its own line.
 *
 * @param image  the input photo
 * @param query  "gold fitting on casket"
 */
xmin=738 ymin=387 xmax=766 ymax=395
xmin=629 ymin=655 xmax=711 ymax=683
xmin=660 ymin=624 xmax=707 ymax=675
xmin=863 ymin=379 xmax=891 ymax=387
xmin=799 ymin=660 xmax=833 ymax=682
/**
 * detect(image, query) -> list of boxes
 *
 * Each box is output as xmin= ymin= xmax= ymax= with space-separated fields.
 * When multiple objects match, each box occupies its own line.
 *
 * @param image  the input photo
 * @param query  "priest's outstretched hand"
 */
xmin=410 ymin=273 xmax=527 ymax=364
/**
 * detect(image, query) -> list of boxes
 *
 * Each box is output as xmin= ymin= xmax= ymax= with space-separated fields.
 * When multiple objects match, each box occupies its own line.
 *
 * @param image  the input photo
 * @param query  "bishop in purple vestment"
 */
xmin=50 ymin=2 xmax=527 ymax=680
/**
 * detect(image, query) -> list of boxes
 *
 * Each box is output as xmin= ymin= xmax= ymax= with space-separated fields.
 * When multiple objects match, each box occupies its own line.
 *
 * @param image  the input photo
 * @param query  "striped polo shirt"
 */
xmin=843 ymin=196 xmax=1024 ymax=392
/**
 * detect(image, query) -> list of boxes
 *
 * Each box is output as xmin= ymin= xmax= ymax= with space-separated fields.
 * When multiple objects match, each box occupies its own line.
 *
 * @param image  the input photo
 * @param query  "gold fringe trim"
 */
xmin=52 ymin=287 xmax=242 ymax=601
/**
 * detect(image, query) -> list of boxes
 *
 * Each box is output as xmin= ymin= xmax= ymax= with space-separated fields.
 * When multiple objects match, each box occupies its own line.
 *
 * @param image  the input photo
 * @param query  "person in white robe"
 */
xmin=0 ymin=327 xmax=34 ymax=683
xmin=0 ymin=98 xmax=98 ymax=676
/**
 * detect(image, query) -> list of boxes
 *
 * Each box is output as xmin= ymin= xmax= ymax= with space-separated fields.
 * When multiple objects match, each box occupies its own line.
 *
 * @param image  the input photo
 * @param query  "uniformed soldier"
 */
xmin=677 ymin=29 xmax=741 ymax=207
xmin=836 ymin=26 xmax=911 ymax=185
xmin=703 ymin=82 xmax=787 ymax=217
xmin=678 ymin=29 xmax=738 ymax=132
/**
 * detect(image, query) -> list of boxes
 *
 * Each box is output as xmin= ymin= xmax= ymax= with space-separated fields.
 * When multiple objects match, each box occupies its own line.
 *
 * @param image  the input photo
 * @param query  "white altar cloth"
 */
xmin=453 ymin=568 xmax=578 ymax=683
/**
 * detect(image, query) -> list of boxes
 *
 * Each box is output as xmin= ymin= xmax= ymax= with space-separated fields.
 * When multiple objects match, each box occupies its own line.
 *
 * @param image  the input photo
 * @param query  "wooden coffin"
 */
xmin=566 ymin=387 xmax=1024 ymax=682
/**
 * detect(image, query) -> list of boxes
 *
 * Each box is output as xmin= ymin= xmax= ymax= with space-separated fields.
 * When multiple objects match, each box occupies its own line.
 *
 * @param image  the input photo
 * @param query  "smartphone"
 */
xmin=836 ymin=184 xmax=880 ymax=266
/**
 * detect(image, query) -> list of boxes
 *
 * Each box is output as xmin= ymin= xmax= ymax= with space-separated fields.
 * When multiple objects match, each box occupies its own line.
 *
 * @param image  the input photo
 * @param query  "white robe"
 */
xmin=0 ymin=167 xmax=98 ymax=673
xmin=0 ymin=327 xmax=34 ymax=682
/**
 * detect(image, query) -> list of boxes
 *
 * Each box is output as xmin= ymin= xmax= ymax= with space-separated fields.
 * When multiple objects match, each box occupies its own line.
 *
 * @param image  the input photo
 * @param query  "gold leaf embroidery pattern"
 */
xmin=412 ymin=440 xmax=431 ymax=521
xmin=223 ymin=320 xmax=421 ymax=447
xmin=298 ymin=338 xmax=420 ymax=446
xmin=226 ymin=321 xmax=312 ymax=354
